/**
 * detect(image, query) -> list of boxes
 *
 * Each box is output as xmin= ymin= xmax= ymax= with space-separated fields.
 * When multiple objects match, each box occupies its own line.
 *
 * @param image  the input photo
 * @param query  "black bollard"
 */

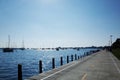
xmin=71 ymin=55 xmax=73 ymax=61
xmin=18 ymin=64 xmax=22 ymax=80
xmin=39 ymin=60 xmax=42 ymax=73
xmin=75 ymin=54 xmax=77 ymax=60
xmin=78 ymin=56 xmax=79 ymax=60
xmin=60 ymin=57 xmax=63 ymax=66
xmin=52 ymin=58 xmax=55 ymax=69
xmin=67 ymin=56 xmax=69 ymax=63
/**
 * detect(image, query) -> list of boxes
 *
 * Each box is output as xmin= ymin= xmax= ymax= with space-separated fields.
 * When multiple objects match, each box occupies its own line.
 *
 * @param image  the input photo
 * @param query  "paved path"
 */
xmin=27 ymin=50 xmax=120 ymax=80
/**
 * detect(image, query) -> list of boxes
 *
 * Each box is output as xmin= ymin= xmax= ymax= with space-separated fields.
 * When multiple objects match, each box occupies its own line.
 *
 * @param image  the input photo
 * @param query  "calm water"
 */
xmin=0 ymin=48 xmax=98 ymax=80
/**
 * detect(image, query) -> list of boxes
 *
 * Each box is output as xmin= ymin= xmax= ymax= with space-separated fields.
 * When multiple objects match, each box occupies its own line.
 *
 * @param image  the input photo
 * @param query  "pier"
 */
xmin=25 ymin=50 xmax=120 ymax=80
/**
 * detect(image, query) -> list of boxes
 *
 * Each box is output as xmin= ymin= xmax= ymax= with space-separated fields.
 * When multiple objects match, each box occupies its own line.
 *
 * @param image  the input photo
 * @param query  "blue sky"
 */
xmin=0 ymin=0 xmax=120 ymax=48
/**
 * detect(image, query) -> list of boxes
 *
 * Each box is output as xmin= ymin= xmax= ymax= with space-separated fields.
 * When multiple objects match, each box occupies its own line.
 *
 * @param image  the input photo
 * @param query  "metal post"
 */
xmin=110 ymin=35 xmax=113 ymax=46
xmin=60 ymin=57 xmax=63 ymax=66
xmin=78 ymin=56 xmax=79 ymax=60
xmin=67 ymin=56 xmax=69 ymax=63
xmin=18 ymin=64 xmax=22 ymax=80
xmin=39 ymin=60 xmax=42 ymax=73
xmin=75 ymin=54 xmax=77 ymax=60
xmin=71 ymin=55 xmax=73 ymax=61
xmin=52 ymin=58 xmax=55 ymax=69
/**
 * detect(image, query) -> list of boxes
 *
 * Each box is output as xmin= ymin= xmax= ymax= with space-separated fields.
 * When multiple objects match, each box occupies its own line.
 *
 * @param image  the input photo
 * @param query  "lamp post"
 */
xmin=109 ymin=35 xmax=113 ymax=52
xmin=110 ymin=35 xmax=113 ymax=46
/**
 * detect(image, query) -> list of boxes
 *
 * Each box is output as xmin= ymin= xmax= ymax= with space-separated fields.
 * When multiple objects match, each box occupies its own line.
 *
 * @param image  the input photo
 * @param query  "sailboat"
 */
xmin=3 ymin=35 xmax=14 ymax=52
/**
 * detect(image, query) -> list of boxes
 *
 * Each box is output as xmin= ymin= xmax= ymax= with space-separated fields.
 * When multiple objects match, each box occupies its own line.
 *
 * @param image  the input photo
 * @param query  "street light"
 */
xmin=110 ymin=35 xmax=113 ymax=46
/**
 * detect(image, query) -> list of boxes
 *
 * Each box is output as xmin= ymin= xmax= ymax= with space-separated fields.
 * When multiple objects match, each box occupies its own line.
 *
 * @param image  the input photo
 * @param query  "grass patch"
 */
xmin=112 ymin=48 xmax=120 ymax=60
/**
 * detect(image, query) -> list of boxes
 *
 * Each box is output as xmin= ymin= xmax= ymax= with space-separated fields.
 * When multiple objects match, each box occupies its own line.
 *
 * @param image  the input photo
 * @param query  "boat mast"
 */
xmin=22 ymin=40 xmax=24 ymax=48
xmin=8 ymin=35 xmax=10 ymax=48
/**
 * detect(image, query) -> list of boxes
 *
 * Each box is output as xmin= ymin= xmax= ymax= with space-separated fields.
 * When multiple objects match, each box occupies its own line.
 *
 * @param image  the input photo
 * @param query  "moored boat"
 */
xmin=3 ymin=48 xmax=13 ymax=52
xmin=3 ymin=35 xmax=14 ymax=52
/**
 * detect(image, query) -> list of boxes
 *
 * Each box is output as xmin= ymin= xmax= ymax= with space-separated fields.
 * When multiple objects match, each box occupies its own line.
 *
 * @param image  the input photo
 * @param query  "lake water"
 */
xmin=0 ymin=48 xmax=99 ymax=80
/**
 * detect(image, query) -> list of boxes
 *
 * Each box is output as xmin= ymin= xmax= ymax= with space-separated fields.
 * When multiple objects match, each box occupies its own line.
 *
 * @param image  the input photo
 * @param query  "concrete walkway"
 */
xmin=27 ymin=50 xmax=120 ymax=80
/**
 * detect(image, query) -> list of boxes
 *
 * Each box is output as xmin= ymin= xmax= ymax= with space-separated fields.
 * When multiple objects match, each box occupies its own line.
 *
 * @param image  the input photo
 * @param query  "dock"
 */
xmin=26 ymin=50 xmax=120 ymax=80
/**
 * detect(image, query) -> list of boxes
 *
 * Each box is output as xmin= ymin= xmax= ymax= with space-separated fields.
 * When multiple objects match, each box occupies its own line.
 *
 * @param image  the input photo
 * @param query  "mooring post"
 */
xmin=60 ymin=57 xmax=63 ymax=66
xmin=67 ymin=56 xmax=69 ymax=63
xmin=39 ymin=60 xmax=42 ymax=73
xmin=52 ymin=58 xmax=55 ymax=69
xmin=71 ymin=55 xmax=73 ymax=61
xmin=75 ymin=54 xmax=77 ymax=60
xmin=18 ymin=64 xmax=22 ymax=80
xmin=78 ymin=56 xmax=79 ymax=60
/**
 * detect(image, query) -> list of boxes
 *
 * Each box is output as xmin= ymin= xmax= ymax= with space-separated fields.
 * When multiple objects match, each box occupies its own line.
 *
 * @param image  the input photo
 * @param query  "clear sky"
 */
xmin=0 ymin=0 xmax=120 ymax=48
